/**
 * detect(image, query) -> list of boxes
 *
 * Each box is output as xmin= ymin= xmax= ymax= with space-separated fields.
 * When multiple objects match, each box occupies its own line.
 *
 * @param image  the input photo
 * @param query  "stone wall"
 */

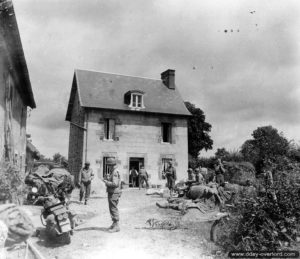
xmin=0 ymin=40 xmax=27 ymax=173
xmin=84 ymin=109 xmax=189 ymax=186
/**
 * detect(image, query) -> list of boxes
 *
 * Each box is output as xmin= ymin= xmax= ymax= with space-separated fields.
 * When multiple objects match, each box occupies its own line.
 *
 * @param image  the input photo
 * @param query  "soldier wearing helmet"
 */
xmin=165 ymin=161 xmax=177 ymax=196
xmin=78 ymin=161 xmax=94 ymax=205
xmin=102 ymin=157 xmax=122 ymax=233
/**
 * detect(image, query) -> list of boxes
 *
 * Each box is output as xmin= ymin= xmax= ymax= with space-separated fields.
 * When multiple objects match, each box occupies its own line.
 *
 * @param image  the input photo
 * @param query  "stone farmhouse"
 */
xmin=0 ymin=0 xmax=36 ymax=172
xmin=66 ymin=69 xmax=190 ymax=186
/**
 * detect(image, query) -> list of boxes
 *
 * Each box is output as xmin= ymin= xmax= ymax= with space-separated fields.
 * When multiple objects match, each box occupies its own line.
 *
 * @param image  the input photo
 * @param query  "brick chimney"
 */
xmin=161 ymin=69 xmax=175 ymax=89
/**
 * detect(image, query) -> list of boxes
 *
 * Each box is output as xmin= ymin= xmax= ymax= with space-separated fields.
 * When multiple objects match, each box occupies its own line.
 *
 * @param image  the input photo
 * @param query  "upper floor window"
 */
xmin=104 ymin=119 xmax=115 ymax=140
xmin=161 ymin=122 xmax=172 ymax=143
xmin=131 ymin=93 xmax=143 ymax=108
xmin=124 ymin=90 xmax=145 ymax=109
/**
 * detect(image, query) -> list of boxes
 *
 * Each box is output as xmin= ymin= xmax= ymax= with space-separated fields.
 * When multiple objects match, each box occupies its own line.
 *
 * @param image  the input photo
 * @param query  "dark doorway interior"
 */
xmin=129 ymin=157 xmax=144 ymax=187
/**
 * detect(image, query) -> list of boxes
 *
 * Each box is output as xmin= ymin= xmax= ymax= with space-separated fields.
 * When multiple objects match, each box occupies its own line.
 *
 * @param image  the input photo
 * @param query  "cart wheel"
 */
xmin=210 ymin=216 xmax=228 ymax=243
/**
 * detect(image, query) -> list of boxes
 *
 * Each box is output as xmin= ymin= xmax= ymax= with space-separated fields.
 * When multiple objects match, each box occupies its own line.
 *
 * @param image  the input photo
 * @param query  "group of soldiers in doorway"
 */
xmin=129 ymin=166 xmax=149 ymax=189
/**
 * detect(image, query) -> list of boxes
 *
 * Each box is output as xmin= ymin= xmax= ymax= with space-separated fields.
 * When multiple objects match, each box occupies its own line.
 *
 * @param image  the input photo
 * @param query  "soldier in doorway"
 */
xmin=78 ymin=161 xmax=94 ymax=205
xmin=139 ymin=166 xmax=149 ymax=189
xmin=165 ymin=161 xmax=177 ymax=196
xmin=129 ymin=167 xmax=138 ymax=187
xmin=102 ymin=158 xmax=122 ymax=233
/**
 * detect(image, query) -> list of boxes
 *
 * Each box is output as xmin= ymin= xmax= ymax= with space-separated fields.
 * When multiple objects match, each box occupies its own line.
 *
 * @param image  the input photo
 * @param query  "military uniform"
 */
xmin=214 ymin=160 xmax=225 ymax=186
xmin=130 ymin=169 xmax=138 ymax=187
xmin=78 ymin=164 xmax=94 ymax=204
xmin=138 ymin=168 xmax=149 ymax=189
xmin=165 ymin=164 xmax=176 ymax=194
xmin=194 ymin=168 xmax=204 ymax=184
xmin=104 ymin=158 xmax=121 ymax=232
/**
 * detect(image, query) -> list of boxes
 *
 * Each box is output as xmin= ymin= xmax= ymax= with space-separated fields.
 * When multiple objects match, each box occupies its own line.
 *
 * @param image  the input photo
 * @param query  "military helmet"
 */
xmin=106 ymin=157 xmax=116 ymax=165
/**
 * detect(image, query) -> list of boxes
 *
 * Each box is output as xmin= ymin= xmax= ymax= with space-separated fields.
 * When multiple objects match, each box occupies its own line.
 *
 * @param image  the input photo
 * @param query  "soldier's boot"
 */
xmin=108 ymin=222 xmax=115 ymax=230
xmin=84 ymin=200 xmax=88 ymax=205
xmin=108 ymin=221 xmax=120 ymax=233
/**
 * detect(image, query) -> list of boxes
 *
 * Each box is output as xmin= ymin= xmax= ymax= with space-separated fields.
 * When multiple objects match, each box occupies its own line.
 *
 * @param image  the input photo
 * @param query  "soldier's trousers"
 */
xmin=108 ymin=193 xmax=121 ymax=222
xmin=139 ymin=175 xmax=149 ymax=189
xmin=80 ymin=182 xmax=91 ymax=201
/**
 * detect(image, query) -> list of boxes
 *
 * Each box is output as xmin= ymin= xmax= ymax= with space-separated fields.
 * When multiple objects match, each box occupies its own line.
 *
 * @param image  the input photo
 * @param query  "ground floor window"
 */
xmin=103 ymin=157 xmax=115 ymax=178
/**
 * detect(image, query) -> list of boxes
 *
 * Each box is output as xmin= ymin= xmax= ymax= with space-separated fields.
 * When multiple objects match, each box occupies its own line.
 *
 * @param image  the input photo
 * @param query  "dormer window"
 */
xmin=124 ymin=90 xmax=145 ymax=109
xmin=131 ymin=93 xmax=142 ymax=108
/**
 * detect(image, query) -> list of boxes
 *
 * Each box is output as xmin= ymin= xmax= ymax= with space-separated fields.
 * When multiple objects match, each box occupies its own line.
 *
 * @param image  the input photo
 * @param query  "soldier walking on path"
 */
xmin=102 ymin=158 xmax=122 ymax=233
xmin=78 ymin=161 xmax=94 ymax=205
xmin=165 ymin=161 xmax=176 ymax=196
xmin=138 ymin=166 xmax=149 ymax=189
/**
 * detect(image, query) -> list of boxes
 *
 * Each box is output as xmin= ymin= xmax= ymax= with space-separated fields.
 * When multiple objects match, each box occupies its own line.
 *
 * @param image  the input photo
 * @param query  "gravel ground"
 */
xmin=18 ymin=188 xmax=221 ymax=259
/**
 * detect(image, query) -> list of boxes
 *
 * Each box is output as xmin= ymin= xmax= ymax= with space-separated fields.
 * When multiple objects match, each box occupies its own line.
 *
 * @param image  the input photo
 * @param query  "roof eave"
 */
xmin=83 ymin=106 xmax=192 ymax=117
xmin=0 ymin=1 xmax=36 ymax=109
xmin=65 ymin=73 xmax=80 ymax=121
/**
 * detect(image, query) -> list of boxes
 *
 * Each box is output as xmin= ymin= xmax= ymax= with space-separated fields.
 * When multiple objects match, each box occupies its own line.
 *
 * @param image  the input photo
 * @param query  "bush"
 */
xmin=197 ymin=157 xmax=215 ymax=169
xmin=0 ymin=162 xmax=26 ymax=204
xmin=223 ymin=161 xmax=256 ymax=186
xmin=219 ymin=169 xmax=300 ymax=251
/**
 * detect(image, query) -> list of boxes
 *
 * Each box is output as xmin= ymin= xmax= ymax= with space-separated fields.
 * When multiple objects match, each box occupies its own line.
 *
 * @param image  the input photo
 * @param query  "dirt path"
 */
xmin=28 ymin=188 xmax=218 ymax=259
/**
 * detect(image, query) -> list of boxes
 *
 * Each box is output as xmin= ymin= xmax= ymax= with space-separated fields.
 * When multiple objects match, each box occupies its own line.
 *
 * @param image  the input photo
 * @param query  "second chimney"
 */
xmin=161 ymin=69 xmax=175 ymax=90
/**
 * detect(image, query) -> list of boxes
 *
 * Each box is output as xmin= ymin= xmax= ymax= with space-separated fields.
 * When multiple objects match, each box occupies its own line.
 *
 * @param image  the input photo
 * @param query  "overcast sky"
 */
xmin=13 ymin=0 xmax=300 ymax=158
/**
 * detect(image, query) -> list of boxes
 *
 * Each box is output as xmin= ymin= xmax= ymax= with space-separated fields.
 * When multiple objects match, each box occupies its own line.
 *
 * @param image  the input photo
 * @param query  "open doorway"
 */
xmin=129 ymin=157 xmax=144 ymax=187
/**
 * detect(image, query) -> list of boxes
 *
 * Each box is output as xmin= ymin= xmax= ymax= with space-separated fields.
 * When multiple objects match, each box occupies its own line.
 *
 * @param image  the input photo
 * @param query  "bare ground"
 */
xmin=15 ymin=188 xmax=222 ymax=259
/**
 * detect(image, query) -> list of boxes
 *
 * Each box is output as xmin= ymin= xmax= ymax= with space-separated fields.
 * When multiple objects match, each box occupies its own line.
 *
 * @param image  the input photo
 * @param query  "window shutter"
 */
xmin=104 ymin=119 xmax=109 ymax=139
xmin=171 ymin=126 xmax=176 ymax=144
xmin=109 ymin=119 xmax=115 ymax=139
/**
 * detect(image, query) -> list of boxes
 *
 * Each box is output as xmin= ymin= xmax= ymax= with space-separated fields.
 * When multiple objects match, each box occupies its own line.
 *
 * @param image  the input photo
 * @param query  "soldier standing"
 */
xmin=102 ymin=158 xmax=121 ymax=233
xmin=138 ymin=166 xmax=149 ymax=189
xmin=214 ymin=158 xmax=225 ymax=187
xmin=165 ymin=161 xmax=177 ymax=196
xmin=78 ymin=161 xmax=94 ymax=205
xmin=129 ymin=167 xmax=138 ymax=187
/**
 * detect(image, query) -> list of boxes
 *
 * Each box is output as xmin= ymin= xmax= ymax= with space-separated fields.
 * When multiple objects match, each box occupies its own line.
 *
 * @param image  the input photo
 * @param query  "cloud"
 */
xmin=12 ymin=0 xmax=300 ymax=157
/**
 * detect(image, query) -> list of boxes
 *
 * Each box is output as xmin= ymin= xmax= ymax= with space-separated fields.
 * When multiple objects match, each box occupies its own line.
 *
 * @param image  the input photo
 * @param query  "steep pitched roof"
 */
xmin=66 ymin=69 xmax=190 ymax=121
xmin=0 ymin=0 xmax=36 ymax=108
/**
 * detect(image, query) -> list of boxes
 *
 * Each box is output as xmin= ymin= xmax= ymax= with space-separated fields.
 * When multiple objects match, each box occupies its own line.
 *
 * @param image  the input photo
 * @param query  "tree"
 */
xmin=215 ymin=148 xmax=230 ymax=159
xmin=185 ymin=101 xmax=213 ymax=158
xmin=240 ymin=126 xmax=289 ymax=172
xmin=52 ymin=153 xmax=67 ymax=165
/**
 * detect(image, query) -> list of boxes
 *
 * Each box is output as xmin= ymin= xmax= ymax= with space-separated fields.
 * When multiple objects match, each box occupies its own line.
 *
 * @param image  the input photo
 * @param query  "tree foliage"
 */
xmin=240 ymin=126 xmax=289 ymax=173
xmin=184 ymin=102 xmax=213 ymax=158
xmin=52 ymin=153 xmax=67 ymax=165
xmin=215 ymin=148 xmax=230 ymax=159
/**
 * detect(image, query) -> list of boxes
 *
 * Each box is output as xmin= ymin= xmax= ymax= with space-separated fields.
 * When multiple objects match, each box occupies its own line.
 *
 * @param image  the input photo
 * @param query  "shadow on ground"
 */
xmin=75 ymin=226 xmax=110 ymax=232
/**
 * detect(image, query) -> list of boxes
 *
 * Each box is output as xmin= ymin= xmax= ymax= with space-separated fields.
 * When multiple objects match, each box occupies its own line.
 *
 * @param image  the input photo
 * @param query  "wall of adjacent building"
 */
xmin=0 ymin=45 xmax=6 ymax=161
xmin=0 ymin=39 xmax=28 ymax=172
xmin=67 ymin=88 xmax=85 ymax=182
xmin=83 ymin=109 xmax=189 ymax=185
